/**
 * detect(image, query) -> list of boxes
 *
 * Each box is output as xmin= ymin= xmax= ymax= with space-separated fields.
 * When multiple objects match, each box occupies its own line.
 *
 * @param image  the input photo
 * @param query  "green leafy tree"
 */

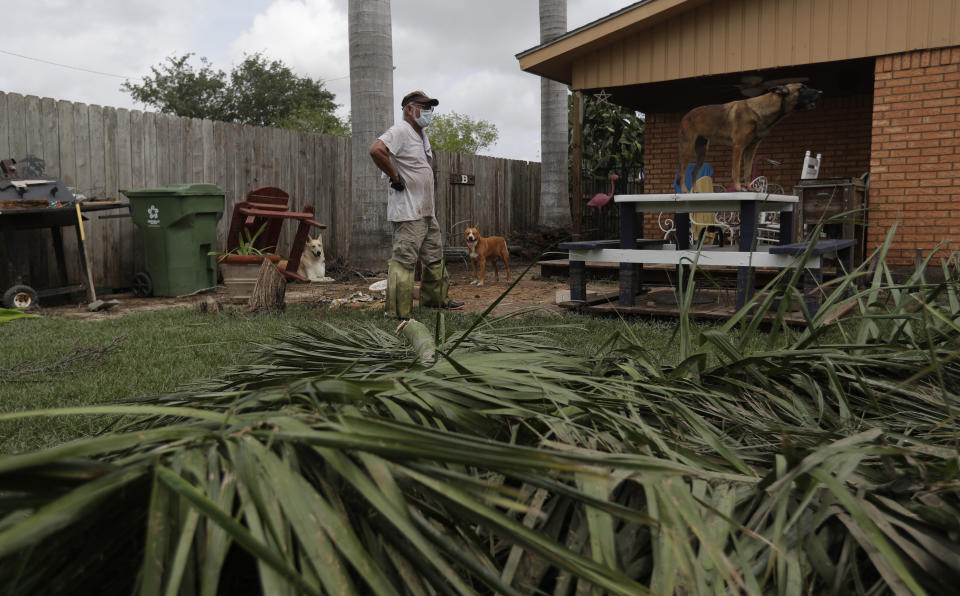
xmin=427 ymin=111 xmax=499 ymax=154
xmin=122 ymin=53 xmax=348 ymax=136
xmin=121 ymin=54 xmax=228 ymax=121
xmin=275 ymin=103 xmax=351 ymax=136
xmin=569 ymin=93 xmax=645 ymax=180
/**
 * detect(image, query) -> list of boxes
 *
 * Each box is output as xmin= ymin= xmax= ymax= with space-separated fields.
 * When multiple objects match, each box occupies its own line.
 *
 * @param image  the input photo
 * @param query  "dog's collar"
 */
xmin=777 ymin=93 xmax=789 ymax=118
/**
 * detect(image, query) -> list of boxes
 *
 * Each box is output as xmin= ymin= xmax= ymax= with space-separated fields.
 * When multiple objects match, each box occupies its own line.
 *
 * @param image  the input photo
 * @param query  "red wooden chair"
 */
xmin=225 ymin=186 xmax=326 ymax=282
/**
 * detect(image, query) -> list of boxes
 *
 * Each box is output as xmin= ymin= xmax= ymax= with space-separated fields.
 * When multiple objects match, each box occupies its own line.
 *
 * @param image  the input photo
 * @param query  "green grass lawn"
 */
xmin=0 ymin=304 xmax=686 ymax=454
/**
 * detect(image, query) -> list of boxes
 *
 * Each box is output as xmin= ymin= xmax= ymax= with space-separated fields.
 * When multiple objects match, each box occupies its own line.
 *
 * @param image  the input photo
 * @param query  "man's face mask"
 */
xmin=414 ymin=106 xmax=434 ymax=128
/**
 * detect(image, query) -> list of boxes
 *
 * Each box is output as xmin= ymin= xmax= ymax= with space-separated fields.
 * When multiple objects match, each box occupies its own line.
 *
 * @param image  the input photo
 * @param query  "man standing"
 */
xmin=369 ymin=90 xmax=464 ymax=319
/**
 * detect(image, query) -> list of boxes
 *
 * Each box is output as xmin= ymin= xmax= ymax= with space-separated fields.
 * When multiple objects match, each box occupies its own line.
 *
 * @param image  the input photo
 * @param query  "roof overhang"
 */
xmin=516 ymin=0 xmax=709 ymax=85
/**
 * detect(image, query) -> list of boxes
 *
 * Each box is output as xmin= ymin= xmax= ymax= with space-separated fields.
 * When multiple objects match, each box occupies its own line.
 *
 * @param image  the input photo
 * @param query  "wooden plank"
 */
xmin=116 ymin=108 xmax=132 ymax=195
xmin=679 ymin=9 xmax=696 ymax=78
xmin=0 ymin=92 xmax=8 ymax=160
xmin=38 ymin=97 xmax=59 ymax=178
xmin=333 ymin=135 xmax=351 ymax=259
xmin=774 ymin=0 xmax=793 ymax=66
xmin=624 ymin=36 xmax=641 ymax=86
xmin=7 ymin=93 xmax=26 ymax=162
xmin=51 ymin=100 xmax=78 ymax=294
xmin=315 ymin=134 xmax=332 ymax=255
xmin=740 ymin=0 xmax=761 ymax=70
xmin=142 ymin=111 xmax=158 ymax=187
xmin=296 ymin=130 xmax=309 ymax=224
xmin=726 ymin=1 xmax=743 ymax=72
xmin=866 ymin=0 xmax=889 ymax=56
xmin=153 ymin=113 xmax=168 ymax=185
xmin=758 ymin=0 xmax=777 ymax=66
xmin=276 ymin=129 xmax=293 ymax=254
xmin=908 ymin=0 xmax=933 ymax=50
xmin=57 ymin=100 xmax=76 ymax=188
xmin=73 ymin=103 xmax=91 ymax=196
xmin=665 ymin=16 xmax=682 ymax=78
xmin=809 ymin=0 xmax=831 ymax=63
xmin=829 ymin=0 xmax=849 ymax=60
xmin=569 ymin=248 xmax=801 ymax=268
xmin=187 ymin=117 xmax=202 ymax=183
xmin=244 ymin=124 xmax=258 ymax=198
xmin=171 ymin=114 xmax=185 ymax=182
xmin=694 ymin=6 xmax=711 ymax=75
xmin=23 ymin=95 xmax=42 ymax=169
xmin=26 ymin=97 xmax=55 ymax=286
xmin=69 ymin=102 xmax=91 ymax=285
xmin=129 ymin=110 xmax=144 ymax=190
xmin=213 ymin=120 xmax=229 ymax=243
xmin=88 ymin=105 xmax=106 ymax=199
xmin=102 ymin=107 xmax=119 ymax=288
xmin=116 ymin=108 xmax=134 ymax=288
xmin=229 ymin=122 xmax=246 ymax=250
xmin=847 ymin=0 xmax=870 ymax=58
xmin=127 ymin=109 xmax=146 ymax=288
xmin=85 ymin=104 xmax=107 ymax=291
xmin=794 ymin=0 xmax=812 ymax=64
xmin=202 ymin=117 xmax=215 ymax=182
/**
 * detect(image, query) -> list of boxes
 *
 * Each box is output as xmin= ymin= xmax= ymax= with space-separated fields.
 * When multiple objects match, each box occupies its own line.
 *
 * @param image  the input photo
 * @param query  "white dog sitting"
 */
xmin=297 ymin=235 xmax=334 ymax=282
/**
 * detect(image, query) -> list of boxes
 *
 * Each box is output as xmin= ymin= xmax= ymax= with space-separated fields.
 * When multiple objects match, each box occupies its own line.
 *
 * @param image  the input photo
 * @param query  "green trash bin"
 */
xmin=123 ymin=184 xmax=225 ymax=297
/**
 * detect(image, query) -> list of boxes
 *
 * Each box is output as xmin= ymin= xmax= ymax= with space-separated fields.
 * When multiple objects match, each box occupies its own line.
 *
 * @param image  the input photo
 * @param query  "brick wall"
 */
xmin=643 ymin=94 xmax=873 ymax=240
xmin=872 ymin=48 xmax=960 ymax=265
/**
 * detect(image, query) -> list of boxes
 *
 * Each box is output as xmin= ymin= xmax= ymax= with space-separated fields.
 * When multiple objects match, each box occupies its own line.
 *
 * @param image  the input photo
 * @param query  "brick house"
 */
xmin=518 ymin=0 xmax=960 ymax=265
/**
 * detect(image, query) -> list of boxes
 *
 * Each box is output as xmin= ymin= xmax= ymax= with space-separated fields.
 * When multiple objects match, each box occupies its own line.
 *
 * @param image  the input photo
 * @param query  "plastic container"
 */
xmin=123 ymin=183 xmax=225 ymax=297
xmin=801 ymin=150 xmax=821 ymax=180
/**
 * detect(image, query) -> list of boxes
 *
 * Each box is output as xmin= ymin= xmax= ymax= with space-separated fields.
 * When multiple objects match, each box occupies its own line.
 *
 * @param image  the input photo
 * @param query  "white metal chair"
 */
xmin=757 ymin=211 xmax=781 ymax=244
xmin=748 ymin=176 xmax=784 ymax=244
xmin=690 ymin=177 xmax=739 ymax=246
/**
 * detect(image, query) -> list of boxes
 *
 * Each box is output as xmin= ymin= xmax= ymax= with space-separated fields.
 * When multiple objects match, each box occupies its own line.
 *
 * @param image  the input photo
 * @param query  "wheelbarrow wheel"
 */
xmin=132 ymin=272 xmax=153 ymax=298
xmin=3 ymin=284 xmax=39 ymax=310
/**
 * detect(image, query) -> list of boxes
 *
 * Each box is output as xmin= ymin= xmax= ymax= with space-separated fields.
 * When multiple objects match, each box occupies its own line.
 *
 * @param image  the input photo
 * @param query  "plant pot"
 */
xmin=218 ymin=254 xmax=281 ymax=301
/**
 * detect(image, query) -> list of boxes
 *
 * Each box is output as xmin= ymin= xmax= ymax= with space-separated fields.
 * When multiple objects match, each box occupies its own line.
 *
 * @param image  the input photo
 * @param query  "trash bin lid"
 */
xmin=121 ymin=183 xmax=226 ymax=198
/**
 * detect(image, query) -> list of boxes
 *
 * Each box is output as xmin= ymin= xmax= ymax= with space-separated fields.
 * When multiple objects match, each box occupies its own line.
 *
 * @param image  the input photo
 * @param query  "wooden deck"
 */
xmin=554 ymin=285 xmax=814 ymax=324
xmin=542 ymin=260 xmax=850 ymax=325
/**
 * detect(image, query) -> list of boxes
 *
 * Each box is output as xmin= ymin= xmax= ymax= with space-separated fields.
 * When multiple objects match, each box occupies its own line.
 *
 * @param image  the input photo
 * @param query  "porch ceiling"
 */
xmin=582 ymin=57 xmax=876 ymax=114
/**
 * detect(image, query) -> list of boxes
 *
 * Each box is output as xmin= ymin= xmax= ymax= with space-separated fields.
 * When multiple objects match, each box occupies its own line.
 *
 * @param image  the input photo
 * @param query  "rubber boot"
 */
xmin=386 ymin=260 xmax=415 ymax=319
xmin=419 ymin=260 xmax=449 ymax=307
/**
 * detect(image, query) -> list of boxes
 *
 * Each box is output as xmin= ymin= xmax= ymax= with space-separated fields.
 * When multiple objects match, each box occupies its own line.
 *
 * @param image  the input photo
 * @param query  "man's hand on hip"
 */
xmin=390 ymin=175 xmax=406 ymax=192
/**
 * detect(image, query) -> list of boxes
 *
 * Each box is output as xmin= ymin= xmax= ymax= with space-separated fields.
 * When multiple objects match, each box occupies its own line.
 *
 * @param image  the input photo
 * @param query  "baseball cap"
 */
xmin=401 ymin=90 xmax=439 ymax=108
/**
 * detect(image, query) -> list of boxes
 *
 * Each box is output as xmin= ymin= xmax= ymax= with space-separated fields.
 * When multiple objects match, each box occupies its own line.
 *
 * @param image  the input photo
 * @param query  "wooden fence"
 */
xmin=0 ymin=91 xmax=540 ymax=292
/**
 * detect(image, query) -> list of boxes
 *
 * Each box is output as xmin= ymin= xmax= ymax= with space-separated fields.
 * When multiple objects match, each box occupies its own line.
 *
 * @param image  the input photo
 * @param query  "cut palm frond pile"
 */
xmin=1 ymin=232 xmax=959 ymax=595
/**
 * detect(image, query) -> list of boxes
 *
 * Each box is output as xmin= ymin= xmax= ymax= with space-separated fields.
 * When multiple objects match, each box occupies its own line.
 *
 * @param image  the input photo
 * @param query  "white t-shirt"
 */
xmin=379 ymin=121 xmax=435 ymax=222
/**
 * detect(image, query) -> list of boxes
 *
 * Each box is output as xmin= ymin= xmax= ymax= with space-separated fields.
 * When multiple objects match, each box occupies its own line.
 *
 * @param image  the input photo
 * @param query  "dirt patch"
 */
xmin=37 ymin=259 xmax=577 ymax=321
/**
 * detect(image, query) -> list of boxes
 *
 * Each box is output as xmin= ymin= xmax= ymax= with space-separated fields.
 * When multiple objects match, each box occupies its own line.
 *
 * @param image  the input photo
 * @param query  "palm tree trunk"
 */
xmin=349 ymin=0 xmax=394 ymax=268
xmin=538 ymin=0 xmax=569 ymax=229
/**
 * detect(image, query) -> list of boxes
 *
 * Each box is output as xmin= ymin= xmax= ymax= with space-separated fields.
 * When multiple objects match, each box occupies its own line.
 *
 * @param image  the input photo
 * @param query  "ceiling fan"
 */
xmin=737 ymin=74 xmax=809 ymax=97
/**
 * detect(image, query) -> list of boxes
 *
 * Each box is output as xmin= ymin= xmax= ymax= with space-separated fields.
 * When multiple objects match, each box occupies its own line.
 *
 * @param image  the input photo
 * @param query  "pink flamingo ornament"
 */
xmin=586 ymin=173 xmax=619 ymax=214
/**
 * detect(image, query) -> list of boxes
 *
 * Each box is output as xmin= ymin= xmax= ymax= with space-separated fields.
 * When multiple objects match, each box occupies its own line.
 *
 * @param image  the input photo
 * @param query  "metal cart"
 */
xmin=1 ymin=201 xmax=125 ymax=308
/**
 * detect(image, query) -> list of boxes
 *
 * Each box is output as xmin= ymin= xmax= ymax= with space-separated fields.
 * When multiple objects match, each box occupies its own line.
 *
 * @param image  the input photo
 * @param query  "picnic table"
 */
xmin=562 ymin=191 xmax=828 ymax=311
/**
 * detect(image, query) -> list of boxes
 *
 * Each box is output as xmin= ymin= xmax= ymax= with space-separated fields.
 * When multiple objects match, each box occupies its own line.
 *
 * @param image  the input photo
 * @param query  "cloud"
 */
xmin=0 ymin=0 xmax=201 ymax=108
xmin=0 ymin=0 xmax=635 ymax=162
xmin=226 ymin=0 xmax=351 ymax=111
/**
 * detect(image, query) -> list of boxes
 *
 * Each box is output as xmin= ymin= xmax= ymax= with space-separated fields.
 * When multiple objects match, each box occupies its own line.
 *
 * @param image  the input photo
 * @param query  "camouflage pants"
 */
xmin=391 ymin=216 xmax=443 ymax=269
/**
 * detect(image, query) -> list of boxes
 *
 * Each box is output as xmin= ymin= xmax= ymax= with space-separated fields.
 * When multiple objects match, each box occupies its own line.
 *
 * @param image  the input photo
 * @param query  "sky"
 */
xmin=0 ymin=0 xmax=632 ymax=163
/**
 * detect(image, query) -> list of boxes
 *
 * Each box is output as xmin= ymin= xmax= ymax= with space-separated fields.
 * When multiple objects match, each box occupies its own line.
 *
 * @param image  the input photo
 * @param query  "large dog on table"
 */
xmin=675 ymin=83 xmax=822 ymax=192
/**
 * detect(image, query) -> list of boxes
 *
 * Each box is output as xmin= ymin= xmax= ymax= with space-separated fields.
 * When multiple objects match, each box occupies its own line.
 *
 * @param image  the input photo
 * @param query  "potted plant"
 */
xmin=211 ymin=223 xmax=281 ymax=299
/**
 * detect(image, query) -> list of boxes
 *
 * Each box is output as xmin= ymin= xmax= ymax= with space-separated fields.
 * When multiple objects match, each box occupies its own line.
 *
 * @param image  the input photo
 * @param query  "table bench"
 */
xmin=769 ymin=238 xmax=856 ymax=314
xmin=564 ymin=192 xmax=856 ymax=314
xmin=558 ymin=238 xmax=665 ymax=302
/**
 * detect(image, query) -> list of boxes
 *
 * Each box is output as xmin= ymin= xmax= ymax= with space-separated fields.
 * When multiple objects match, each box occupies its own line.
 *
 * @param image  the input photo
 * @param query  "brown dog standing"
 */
xmin=676 ymin=83 xmax=822 ymax=192
xmin=465 ymin=226 xmax=510 ymax=286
